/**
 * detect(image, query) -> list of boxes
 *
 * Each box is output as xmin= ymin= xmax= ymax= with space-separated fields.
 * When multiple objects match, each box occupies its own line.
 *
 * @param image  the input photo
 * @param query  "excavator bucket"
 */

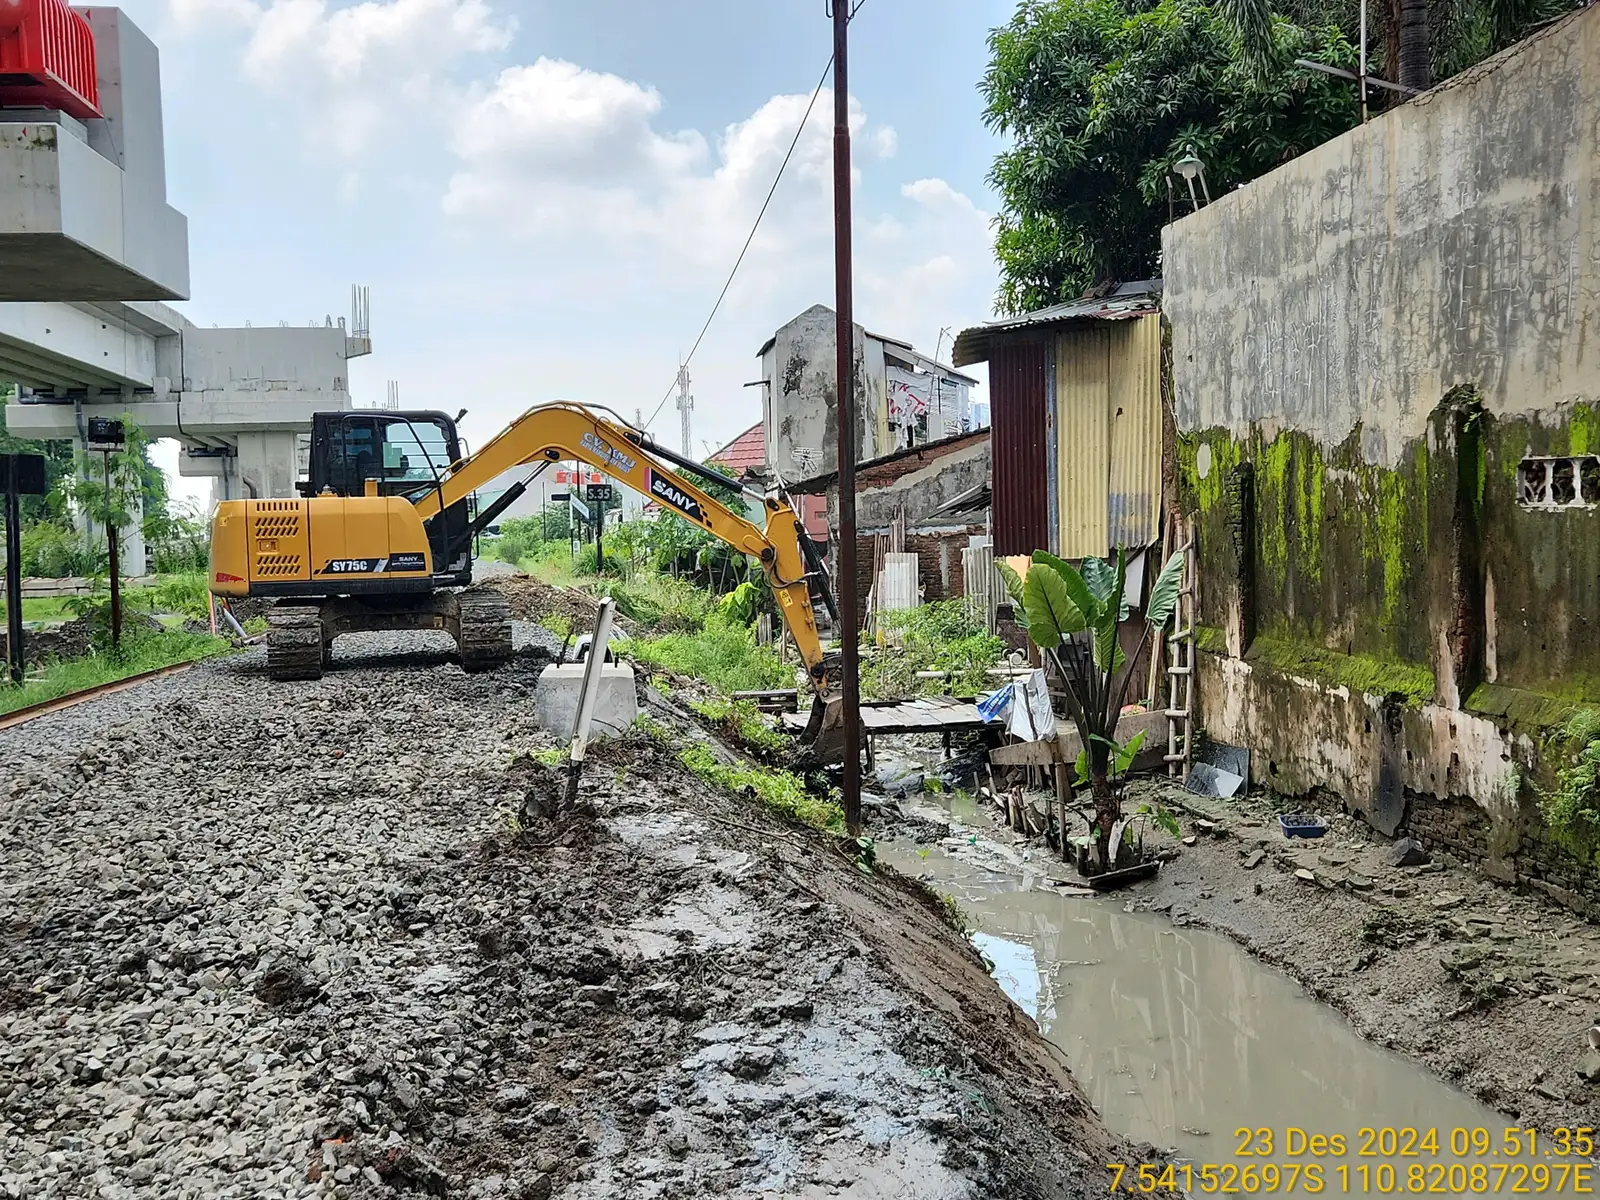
xmin=793 ymin=692 xmax=847 ymax=767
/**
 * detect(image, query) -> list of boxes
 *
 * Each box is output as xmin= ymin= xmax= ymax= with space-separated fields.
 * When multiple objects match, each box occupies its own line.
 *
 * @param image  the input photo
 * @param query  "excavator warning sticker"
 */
xmin=648 ymin=470 xmax=705 ymax=523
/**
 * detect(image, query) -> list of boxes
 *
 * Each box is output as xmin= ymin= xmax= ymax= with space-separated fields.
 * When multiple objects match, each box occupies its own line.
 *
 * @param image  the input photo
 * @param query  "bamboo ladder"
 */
xmin=1165 ymin=516 xmax=1198 ymax=780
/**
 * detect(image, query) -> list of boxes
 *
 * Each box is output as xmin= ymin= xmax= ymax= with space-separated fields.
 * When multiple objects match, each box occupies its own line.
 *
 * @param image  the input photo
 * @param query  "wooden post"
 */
xmin=1054 ymin=759 xmax=1072 ymax=860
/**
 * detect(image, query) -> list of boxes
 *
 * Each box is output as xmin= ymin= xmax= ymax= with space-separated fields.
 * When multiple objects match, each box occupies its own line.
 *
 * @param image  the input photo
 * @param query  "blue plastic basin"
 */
xmin=1279 ymin=813 xmax=1327 ymax=839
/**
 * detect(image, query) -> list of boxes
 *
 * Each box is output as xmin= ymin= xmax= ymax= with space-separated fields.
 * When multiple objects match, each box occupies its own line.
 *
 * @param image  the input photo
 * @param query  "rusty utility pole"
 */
xmin=831 ymin=0 xmax=861 ymax=835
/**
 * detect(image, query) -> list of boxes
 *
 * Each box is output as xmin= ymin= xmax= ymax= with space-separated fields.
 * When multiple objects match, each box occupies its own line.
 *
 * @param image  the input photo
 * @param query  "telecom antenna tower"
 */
xmin=676 ymin=364 xmax=693 ymax=457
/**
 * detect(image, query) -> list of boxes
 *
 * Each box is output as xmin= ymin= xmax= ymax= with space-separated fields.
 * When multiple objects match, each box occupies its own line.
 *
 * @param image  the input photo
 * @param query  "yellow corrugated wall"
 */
xmin=1054 ymin=314 xmax=1161 ymax=558
xmin=1055 ymin=324 xmax=1111 ymax=559
xmin=1107 ymin=313 xmax=1163 ymax=551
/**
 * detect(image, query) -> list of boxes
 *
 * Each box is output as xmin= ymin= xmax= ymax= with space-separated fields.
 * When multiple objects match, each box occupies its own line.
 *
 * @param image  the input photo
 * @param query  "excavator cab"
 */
xmin=300 ymin=411 xmax=474 ymax=584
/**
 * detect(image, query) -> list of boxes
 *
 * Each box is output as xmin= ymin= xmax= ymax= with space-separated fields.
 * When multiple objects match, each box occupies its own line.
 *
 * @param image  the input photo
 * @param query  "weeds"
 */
xmin=632 ymin=714 xmax=672 ymax=743
xmin=861 ymin=600 xmax=1003 ymax=699
xmin=690 ymin=696 xmax=790 ymax=756
xmin=0 ymin=628 xmax=231 ymax=717
xmin=530 ymin=746 xmax=568 ymax=766
xmin=677 ymin=742 xmax=843 ymax=833
xmin=1538 ymin=708 xmax=1600 ymax=868
xmin=540 ymin=613 xmax=574 ymax=640
xmin=131 ymin=572 xmax=211 ymax=619
xmin=621 ymin=616 xmax=793 ymax=695
xmin=937 ymin=893 xmax=972 ymax=937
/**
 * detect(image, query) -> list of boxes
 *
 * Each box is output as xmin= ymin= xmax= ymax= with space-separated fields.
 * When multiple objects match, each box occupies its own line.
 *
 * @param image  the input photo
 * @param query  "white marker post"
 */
xmin=564 ymin=597 xmax=616 ymax=808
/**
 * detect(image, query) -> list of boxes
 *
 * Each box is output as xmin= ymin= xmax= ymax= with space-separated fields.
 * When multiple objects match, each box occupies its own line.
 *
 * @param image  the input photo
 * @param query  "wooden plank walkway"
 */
xmin=781 ymin=695 xmax=995 ymax=737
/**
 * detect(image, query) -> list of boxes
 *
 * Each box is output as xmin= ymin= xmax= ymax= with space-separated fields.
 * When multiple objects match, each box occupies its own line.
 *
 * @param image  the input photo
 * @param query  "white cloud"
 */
xmin=160 ymin=0 xmax=514 ymax=152
xmin=142 ymin=0 xmax=999 ymax=452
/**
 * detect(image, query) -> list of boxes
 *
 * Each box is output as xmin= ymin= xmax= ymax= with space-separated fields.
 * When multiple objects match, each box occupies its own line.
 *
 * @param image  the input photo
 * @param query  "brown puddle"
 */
xmin=881 ymin=832 xmax=1591 ymax=1196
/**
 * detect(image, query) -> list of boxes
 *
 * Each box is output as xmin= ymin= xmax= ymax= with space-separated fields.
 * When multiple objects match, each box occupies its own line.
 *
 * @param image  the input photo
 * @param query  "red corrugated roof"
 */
xmin=708 ymin=422 xmax=765 ymax=475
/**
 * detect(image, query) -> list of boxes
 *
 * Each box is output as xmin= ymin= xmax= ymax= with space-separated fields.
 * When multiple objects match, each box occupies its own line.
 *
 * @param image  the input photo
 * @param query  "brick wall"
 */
xmin=852 ymin=528 xmax=985 ymax=606
xmin=1405 ymin=792 xmax=1600 ymax=915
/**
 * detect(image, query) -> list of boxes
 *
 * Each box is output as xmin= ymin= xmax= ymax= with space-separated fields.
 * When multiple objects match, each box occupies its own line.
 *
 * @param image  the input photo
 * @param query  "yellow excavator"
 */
xmin=207 ymin=402 xmax=842 ymax=734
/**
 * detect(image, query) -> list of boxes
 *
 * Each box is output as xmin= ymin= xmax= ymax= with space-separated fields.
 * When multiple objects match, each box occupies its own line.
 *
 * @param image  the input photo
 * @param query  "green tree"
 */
xmin=0 ymin=389 xmax=76 ymax=526
xmin=1219 ymin=0 xmax=1580 ymax=94
xmin=983 ymin=0 xmax=1361 ymax=312
xmin=56 ymin=416 xmax=154 ymax=572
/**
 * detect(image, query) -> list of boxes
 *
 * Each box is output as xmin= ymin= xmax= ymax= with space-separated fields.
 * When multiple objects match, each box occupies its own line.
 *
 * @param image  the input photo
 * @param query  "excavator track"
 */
xmin=266 ymin=605 xmax=327 ymax=682
xmin=455 ymin=588 xmax=513 ymax=673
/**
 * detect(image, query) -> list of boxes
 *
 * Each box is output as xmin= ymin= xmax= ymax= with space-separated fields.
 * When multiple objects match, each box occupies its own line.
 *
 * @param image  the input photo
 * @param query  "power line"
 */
xmin=641 ymin=52 xmax=835 ymax=436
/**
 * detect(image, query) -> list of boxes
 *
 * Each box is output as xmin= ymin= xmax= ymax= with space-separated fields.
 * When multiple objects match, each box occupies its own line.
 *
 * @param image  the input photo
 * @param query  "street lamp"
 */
xmin=1174 ymin=147 xmax=1211 ymax=208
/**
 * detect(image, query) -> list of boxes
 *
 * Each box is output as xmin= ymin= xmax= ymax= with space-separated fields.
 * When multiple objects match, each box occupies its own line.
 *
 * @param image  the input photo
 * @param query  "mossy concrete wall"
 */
xmin=1161 ymin=7 xmax=1600 ymax=904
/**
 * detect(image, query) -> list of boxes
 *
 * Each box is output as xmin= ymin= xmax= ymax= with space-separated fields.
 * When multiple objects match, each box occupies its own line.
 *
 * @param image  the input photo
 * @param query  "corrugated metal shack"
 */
xmin=954 ymin=281 xmax=1164 ymax=559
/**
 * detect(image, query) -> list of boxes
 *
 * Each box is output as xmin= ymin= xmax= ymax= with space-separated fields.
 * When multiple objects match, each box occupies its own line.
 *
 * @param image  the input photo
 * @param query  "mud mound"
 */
xmin=482 ymin=574 xmax=638 ymax=636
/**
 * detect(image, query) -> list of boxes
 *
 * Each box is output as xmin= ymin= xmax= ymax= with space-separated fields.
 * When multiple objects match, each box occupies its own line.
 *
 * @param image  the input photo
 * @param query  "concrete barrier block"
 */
xmin=534 ymin=663 xmax=638 ymax=741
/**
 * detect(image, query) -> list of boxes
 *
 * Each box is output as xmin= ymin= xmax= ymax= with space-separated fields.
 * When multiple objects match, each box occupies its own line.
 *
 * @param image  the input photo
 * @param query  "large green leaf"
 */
xmin=1092 ymin=548 xmax=1127 ymax=673
xmin=995 ymin=560 xmax=1027 ymax=612
xmin=1080 ymin=555 xmax=1119 ymax=608
xmin=1114 ymin=729 xmax=1147 ymax=775
xmin=1023 ymin=563 xmax=1084 ymax=650
xmin=1032 ymin=551 xmax=1098 ymax=626
xmin=1144 ymin=549 xmax=1186 ymax=631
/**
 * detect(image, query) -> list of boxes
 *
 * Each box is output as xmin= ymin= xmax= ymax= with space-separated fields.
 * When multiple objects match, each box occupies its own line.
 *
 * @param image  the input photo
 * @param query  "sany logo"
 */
xmin=647 ymin=469 xmax=705 ymax=522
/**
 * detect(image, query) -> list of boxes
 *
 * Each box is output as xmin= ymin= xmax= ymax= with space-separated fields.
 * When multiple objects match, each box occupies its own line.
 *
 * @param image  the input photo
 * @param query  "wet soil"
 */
xmin=1131 ymin=785 xmax=1600 ymax=1129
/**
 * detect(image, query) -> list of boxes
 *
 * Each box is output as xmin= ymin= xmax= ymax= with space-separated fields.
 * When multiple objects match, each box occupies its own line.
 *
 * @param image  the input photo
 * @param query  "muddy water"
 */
xmin=881 ymin=833 xmax=1591 ymax=1196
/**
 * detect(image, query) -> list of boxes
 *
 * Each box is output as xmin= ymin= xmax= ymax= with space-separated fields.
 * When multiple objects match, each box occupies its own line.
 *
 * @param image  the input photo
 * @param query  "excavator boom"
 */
xmin=410 ymin=403 xmax=836 ymax=695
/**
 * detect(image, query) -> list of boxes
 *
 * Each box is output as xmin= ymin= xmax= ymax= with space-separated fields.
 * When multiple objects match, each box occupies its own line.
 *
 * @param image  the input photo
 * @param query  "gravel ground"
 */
xmin=0 ymin=626 xmax=1130 ymax=1199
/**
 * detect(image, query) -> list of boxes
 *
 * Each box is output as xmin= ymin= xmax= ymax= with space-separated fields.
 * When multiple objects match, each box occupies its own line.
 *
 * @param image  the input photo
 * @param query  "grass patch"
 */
xmin=3 ymin=572 xmax=214 ymax=626
xmin=678 ymin=742 xmax=842 ymax=833
xmin=620 ymin=616 xmax=793 ymax=695
xmin=0 ymin=596 xmax=77 ymax=623
xmin=0 ymin=629 xmax=232 ymax=717
xmin=689 ymin=696 xmax=791 ymax=755
xmin=861 ymin=599 xmax=1003 ymax=700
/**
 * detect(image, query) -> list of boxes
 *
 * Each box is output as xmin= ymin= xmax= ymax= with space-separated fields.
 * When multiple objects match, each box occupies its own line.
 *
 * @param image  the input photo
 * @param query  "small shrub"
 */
xmin=690 ymin=696 xmax=791 ymax=755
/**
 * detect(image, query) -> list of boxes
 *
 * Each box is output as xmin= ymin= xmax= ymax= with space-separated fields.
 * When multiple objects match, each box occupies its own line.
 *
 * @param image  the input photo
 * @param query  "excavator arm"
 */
xmin=411 ymin=403 xmax=838 ymax=698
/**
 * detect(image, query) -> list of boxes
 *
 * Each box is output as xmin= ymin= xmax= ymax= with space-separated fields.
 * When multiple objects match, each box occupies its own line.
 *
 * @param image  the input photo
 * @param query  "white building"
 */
xmin=755 ymin=305 xmax=976 ymax=486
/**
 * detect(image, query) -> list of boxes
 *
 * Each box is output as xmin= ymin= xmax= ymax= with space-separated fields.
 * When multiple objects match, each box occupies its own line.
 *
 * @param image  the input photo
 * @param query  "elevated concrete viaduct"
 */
xmin=0 ymin=1 xmax=370 ymax=570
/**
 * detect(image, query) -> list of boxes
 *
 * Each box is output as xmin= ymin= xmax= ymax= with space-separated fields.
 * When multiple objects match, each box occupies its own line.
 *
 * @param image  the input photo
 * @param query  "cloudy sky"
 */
xmin=135 ymin=0 xmax=1012 ymax=497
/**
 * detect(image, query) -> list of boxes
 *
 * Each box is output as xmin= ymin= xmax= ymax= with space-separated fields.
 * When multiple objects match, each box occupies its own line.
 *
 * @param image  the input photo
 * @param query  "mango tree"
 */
xmin=998 ymin=549 xmax=1185 ymax=870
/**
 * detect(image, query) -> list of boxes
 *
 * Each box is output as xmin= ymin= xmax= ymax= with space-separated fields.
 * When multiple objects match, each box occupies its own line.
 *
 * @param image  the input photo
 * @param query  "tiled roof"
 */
xmin=708 ymin=422 xmax=765 ymax=475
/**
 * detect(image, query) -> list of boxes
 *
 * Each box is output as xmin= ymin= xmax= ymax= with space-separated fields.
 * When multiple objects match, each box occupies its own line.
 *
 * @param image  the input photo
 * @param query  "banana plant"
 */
xmin=997 ymin=548 xmax=1185 ymax=870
